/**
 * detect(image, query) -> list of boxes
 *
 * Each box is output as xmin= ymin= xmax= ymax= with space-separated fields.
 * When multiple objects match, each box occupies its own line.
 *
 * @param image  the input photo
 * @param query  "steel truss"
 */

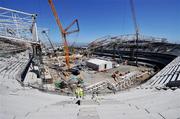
xmin=0 ymin=7 xmax=38 ymax=43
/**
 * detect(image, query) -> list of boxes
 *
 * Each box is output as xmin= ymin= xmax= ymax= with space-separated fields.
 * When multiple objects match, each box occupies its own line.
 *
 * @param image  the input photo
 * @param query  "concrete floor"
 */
xmin=82 ymin=64 xmax=151 ymax=85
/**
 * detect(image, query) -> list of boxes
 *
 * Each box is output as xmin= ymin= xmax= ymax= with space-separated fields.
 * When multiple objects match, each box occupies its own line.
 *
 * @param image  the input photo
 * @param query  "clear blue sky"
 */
xmin=0 ymin=0 xmax=180 ymax=44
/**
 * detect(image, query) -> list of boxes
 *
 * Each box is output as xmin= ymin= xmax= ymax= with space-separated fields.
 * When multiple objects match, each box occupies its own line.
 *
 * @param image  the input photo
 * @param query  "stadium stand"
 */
xmin=0 ymin=52 xmax=29 ymax=79
xmin=148 ymin=56 xmax=180 ymax=87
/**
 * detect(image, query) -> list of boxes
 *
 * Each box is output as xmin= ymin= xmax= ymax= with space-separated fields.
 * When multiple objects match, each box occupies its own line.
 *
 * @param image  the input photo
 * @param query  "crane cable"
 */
xmin=70 ymin=32 xmax=79 ymax=63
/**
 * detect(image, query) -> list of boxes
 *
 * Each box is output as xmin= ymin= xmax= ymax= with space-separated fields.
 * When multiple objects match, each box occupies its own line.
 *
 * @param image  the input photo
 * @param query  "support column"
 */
xmin=32 ymin=15 xmax=39 ymax=42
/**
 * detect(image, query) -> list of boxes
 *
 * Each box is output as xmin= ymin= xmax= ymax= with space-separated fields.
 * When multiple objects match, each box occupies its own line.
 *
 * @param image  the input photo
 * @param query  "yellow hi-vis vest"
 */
xmin=75 ymin=87 xmax=83 ymax=97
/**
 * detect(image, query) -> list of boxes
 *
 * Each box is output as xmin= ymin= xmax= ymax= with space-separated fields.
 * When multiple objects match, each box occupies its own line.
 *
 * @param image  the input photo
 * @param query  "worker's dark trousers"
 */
xmin=76 ymin=100 xmax=81 ymax=105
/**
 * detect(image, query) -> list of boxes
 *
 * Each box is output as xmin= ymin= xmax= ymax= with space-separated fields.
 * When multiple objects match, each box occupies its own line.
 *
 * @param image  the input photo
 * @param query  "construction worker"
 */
xmin=75 ymin=85 xmax=84 ymax=98
xmin=75 ymin=85 xmax=84 ymax=105
xmin=112 ymin=71 xmax=119 ymax=82
xmin=91 ymin=91 xmax=100 ymax=105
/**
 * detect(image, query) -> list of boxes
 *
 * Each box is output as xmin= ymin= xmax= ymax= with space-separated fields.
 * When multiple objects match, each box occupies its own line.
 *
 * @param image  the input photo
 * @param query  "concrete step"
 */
xmin=77 ymin=107 xmax=100 ymax=119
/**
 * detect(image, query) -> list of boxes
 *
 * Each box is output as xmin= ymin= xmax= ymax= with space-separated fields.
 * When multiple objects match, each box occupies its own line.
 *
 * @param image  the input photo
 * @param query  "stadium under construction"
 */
xmin=0 ymin=1 xmax=180 ymax=119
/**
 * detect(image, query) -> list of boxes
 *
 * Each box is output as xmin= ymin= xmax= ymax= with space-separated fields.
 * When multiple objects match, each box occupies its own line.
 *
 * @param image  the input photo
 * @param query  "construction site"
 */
xmin=1 ymin=0 xmax=180 ymax=119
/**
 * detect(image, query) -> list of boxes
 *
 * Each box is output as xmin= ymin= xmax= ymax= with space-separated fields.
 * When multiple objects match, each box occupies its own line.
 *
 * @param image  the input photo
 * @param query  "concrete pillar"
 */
xmin=32 ymin=15 xmax=39 ymax=42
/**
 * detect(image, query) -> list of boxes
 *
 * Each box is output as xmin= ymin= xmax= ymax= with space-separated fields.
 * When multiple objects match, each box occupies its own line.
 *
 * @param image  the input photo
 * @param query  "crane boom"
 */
xmin=48 ymin=0 xmax=64 ymax=34
xmin=42 ymin=30 xmax=55 ymax=52
xmin=48 ymin=0 xmax=79 ymax=69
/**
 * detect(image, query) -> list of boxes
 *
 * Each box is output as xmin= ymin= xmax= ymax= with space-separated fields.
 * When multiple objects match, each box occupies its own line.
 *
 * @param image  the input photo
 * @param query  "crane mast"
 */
xmin=130 ymin=0 xmax=139 ymax=66
xmin=48 ymin=0 xmax=79 ymax=69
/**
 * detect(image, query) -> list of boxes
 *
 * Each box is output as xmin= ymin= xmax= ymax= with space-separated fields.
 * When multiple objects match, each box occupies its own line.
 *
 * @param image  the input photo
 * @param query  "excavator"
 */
xmin=48 ymin=0 xmax=80 ymax=69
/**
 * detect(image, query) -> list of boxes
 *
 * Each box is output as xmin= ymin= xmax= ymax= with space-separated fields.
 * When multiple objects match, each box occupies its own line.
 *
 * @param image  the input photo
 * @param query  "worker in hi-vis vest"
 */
xmin=75 ymin=85 xmax=84 ymax=105
xmin=75 ymin=85 xmax=84 ymax=98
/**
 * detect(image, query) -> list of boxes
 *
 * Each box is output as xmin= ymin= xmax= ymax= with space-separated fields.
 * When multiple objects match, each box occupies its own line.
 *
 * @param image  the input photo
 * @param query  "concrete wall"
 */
xmin=106 ymin=61 xmax=113 ymax=70
xmin=86 ymin=61 xmax=112 ymax=71
xmin=86 ymin=61 xmax=99 ymax=71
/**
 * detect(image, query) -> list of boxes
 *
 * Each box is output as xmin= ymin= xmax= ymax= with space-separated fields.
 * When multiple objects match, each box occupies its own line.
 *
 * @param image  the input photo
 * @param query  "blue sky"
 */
xmin=0 ymin=0 xmax=180 ymax=44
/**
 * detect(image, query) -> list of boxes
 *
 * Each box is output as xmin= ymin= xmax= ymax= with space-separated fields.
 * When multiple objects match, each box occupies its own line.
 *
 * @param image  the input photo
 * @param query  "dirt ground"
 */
xmin=81 ymin=64 xmax=152 ymax=86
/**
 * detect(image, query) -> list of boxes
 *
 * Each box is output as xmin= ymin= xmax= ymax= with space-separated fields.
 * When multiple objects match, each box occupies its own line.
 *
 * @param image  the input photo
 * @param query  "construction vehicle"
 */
xmin=48 ymin=0 xmax=80 ymax=69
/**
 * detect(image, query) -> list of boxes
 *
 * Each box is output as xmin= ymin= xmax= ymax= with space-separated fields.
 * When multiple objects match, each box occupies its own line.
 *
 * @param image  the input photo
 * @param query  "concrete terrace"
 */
xmin=0 ymin=54 xmax=180 ymax=119
xmin=1 ymin=73 xmax=180 ymax=119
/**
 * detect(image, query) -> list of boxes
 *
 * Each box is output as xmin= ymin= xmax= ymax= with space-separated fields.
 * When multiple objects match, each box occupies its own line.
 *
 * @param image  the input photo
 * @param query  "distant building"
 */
xmin=86 ymin=59 xmax=112 ymax=71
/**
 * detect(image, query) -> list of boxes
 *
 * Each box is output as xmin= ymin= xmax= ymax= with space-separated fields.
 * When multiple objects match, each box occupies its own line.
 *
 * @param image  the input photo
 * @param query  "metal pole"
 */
xmin=0 ymin=7 xmax=35 ymax=16
xmin=136 ymin=33 xmax=138 ymax=66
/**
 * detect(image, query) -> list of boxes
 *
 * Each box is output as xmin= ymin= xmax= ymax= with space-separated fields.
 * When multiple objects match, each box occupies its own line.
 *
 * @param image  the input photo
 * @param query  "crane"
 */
xmin=48 ymin=0 xmax=80 ymax=69
xmin=129 ymin=0 xmax=139 ymax=66
xmin=42 ymin=30 xmax=56 ymax=53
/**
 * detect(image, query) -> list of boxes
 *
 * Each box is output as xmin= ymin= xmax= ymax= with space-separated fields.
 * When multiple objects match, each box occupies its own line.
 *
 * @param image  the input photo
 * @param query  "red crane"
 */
xmin=48 ymin=0 xmax=80 ymax=69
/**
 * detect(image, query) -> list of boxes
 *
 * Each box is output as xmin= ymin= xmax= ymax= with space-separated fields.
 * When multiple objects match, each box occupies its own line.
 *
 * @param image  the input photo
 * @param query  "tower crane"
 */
xmin=129 ymin=0 xmax=139 ymax=66
xmin=48 ymin=0 xmax=80 ymax=69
